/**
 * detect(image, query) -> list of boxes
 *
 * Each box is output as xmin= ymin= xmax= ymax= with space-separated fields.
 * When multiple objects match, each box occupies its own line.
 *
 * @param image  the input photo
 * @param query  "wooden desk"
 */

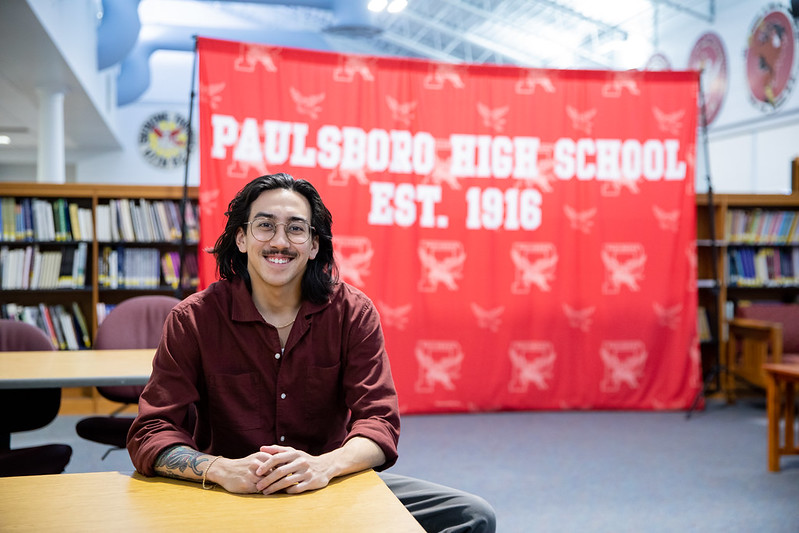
xmin=0 ymin=349 xmax=154 ymax=389
xmin=763 ymin=363 xmax=799 ymax=472
xmin=0 ymin=469 xmax=423 ymax=532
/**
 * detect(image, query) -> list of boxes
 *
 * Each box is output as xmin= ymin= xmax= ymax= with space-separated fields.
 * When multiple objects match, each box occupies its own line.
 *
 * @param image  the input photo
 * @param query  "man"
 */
xmin=127 ymin=173 xmax=495 ymax=532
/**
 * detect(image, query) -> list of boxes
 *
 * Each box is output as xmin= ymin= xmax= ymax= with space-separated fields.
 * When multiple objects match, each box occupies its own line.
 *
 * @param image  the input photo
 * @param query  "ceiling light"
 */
xmin=387 ymin=0 xmax=407 ymax=13
xmin=0 ymin=136 xmax=10 ymax=145
xmin=368 ymin=0 xmax=388 ymax=12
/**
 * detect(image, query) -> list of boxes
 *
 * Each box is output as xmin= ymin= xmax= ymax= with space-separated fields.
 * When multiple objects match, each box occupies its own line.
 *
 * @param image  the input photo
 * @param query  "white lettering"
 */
xmin=554 ymin=137 xmax=686 ymax=182
xmin=367 ymin=181 xmax=445 ymax=228
xmin=211 ymin=114 xmax=239 ymax=159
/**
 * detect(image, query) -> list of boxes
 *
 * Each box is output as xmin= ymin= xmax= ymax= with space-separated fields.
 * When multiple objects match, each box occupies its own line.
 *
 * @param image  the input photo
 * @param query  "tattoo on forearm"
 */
xmin=155 ymin=446 xmax=208 ymax=480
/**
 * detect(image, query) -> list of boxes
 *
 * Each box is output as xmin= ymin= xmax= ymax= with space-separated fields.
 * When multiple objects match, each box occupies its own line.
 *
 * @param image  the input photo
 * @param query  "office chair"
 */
xmin=0 ymin=319 xmax=73 ymax=476
xmin=75 ymin=295 xmax=179 ymax=458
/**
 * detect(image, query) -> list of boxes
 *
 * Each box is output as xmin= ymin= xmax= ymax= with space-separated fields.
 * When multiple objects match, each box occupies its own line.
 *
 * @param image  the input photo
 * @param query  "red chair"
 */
xmin=725 ymin=302 xmax=799 ymax=403
xmin=76 ymin=295 xmax=179 ymax=458
xmin=0 ymin=319 xmax=72 ymax=476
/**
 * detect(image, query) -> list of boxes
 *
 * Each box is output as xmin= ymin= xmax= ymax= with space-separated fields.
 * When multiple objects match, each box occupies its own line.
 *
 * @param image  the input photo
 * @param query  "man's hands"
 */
xmin=255 ymin=445 xmax=334 ymax=494
xmin=206 ymin=451 xmax=275 ymax=494
xmin=156 ymin=437 xmax=385 ymax=496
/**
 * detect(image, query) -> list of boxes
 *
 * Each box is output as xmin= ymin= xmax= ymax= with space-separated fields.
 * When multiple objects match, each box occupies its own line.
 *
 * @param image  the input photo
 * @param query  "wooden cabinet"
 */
xmin=696 ymin=157 xmax=799 ymax=394
xmin=0 ymin=182 xmax=199 ymax=349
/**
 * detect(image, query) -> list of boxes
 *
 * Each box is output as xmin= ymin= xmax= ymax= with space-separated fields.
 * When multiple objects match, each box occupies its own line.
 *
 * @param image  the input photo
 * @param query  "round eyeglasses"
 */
xmin=245 ymin=217 xmax=314 ymax=244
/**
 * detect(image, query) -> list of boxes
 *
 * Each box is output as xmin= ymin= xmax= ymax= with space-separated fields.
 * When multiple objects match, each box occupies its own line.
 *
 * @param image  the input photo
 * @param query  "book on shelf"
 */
xmin=698 ymin=306 xmax=712 ymax=342
xmin=96 ymin=204 xmax=111 ymax=242
xmin=37 ymin=302 xmax=59 ymax=349
xmin=68 ymin=202 xmax=82 ymax=241
xmin=49 ymin=303 xmax=67 ymax=350
xmin=109 ymin=200 xmax=121 ymax=241
xmin=54 ymin=304 xmax=80 ymax=350
xmin=57 ymin=246 xmax=76 ymax=288
xmin=117 ymin=198 xmax=136 ymax=242
xmin=71 ymin=301 xmax=91 ymax=348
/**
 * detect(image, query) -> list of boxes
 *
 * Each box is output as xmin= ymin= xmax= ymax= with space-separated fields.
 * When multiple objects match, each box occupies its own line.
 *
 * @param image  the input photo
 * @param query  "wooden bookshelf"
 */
xmin=0 ymin=182 xmax=199 ymax=414
xmin=696 ymin=157 xmax=799 ymax=397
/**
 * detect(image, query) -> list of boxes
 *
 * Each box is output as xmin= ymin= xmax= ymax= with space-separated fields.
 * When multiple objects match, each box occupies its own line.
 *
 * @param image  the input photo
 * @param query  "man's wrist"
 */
xmin=202 ymin=455 xmax=223 ymax=489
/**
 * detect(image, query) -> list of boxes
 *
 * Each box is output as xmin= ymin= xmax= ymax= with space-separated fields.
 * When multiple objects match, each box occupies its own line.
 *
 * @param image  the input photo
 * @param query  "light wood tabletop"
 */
xmin=0 ymin=349 xmax=155 ymax=389
xmin=763 ymin=363 xmax=799 ymax=472
xmin=0 ymin=469 xmax=423 ymax=532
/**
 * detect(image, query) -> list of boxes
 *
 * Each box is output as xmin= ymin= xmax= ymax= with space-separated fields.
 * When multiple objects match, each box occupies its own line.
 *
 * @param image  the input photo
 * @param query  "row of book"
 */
xmin=724 ymin=209 xmax=799 ymax=244
xmin=95 ymin=198 xmax=199 ymax=243
xmin=0 ymin=243 xmax=88 ymax=290
xmin=0 ymin=197 xmax=94 ymax=242
xmin=727 ymin=246 xmax=799 ymax=287
xmin=0 ymin=196 xmax=198 ymax=244
xmin=98 ymin=246 xmax=199 ymax=289
xmin=1 ymin=302 xmax=91 ymax=350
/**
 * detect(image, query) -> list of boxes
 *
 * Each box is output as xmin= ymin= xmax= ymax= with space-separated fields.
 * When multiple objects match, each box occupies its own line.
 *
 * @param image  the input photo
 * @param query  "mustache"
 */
xmin=264 ymin=248 xmax=297 ymax=258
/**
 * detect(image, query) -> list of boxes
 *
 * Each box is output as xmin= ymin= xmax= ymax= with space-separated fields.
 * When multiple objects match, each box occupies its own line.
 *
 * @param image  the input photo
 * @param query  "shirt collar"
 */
xmin=229 ymin=276 xmax=333 ymax=322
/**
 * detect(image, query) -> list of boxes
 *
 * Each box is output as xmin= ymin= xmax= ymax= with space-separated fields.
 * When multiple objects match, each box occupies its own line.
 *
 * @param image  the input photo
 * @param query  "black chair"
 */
xmin=76 ymin=295 xmax=179 ymax=458
xmin=0 ymin=319 xmax=72 ymax=476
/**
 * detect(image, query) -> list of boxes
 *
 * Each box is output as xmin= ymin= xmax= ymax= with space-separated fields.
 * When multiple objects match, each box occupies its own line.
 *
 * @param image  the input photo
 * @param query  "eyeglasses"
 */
xmin=245 ymin=217 xmax=314 ymax=244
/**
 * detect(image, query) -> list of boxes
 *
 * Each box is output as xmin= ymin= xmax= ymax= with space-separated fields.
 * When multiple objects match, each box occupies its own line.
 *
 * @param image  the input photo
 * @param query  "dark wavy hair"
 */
xmin=210 ymin=173 xmax=338 ymax=304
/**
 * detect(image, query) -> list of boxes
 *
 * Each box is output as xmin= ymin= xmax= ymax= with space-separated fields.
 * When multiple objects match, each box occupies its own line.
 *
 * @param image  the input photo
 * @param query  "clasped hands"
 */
xmin=211 ymin=444 xmax=333 ymax=495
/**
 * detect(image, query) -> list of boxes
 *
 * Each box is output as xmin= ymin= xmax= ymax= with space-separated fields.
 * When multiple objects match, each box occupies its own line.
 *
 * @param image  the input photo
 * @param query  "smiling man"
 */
xmin=127 ymin=173 xmax=495 ymax=532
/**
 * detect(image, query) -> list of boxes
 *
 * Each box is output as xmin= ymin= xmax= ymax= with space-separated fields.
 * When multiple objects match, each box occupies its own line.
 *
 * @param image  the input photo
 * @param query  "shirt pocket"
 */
xmin=207 ymin=372 xmax=265 ymax=430
xmin=303 ymin=363 xmax=342 ymax=421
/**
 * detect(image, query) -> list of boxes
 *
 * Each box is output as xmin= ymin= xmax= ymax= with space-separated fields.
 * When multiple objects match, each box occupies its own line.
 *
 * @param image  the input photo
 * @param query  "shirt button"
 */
xmin=280 ymin=436 xmax=285 ymax=442
xmin=274 ymin=353 xmax=281 ymax=359
xmin=280 ymin=393 xmax=286 ymax=399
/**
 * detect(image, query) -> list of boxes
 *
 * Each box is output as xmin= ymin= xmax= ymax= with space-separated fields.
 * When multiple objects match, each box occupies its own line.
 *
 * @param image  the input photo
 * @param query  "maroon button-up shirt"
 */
xmin=127 ymin=277 xmax=400 ymax=476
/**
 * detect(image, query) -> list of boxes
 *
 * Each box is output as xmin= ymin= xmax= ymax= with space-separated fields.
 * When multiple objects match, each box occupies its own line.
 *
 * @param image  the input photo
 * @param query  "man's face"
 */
xmin=235 ymin=188 xmax=319 ymax=293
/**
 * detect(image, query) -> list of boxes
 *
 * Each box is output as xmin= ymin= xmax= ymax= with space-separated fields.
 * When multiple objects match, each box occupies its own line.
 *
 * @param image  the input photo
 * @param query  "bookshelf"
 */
xmin=696 ymin=157 xmax=799 ymax=394
xmin=0 ymin=182 xmax=200 ymax=350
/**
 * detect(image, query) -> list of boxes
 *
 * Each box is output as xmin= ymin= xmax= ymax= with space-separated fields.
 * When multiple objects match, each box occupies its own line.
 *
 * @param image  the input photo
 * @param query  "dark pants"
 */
xmin=380 ymin=472 xmax=496 ymax=533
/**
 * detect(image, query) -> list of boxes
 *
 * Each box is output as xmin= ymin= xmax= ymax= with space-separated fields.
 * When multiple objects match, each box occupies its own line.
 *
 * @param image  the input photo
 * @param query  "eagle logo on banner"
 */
xmin=508 ymin=341 xmax=557 ymax=393
xmin=417 ymin=240 xmax=466 ymax=292
xmin=333 ymin=236 xmax=374 ymax=288
xmin=510 ymin=243 xmax=558 ymax=293
xmin=414 ymin=340 xmax=465 ymax=393
xmin=601 ymin=243 xmax=647 ymax=294
xmin=599 ymin=341 xmax=648 ymax=392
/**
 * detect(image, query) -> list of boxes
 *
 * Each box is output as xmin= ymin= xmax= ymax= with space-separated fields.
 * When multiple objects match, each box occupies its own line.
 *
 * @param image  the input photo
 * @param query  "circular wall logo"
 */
xmin=744 ymin=5 xmax=797 ymax=111
xmin=138 ymin=111 xmax=192 ymax=169
xmin=688 ymin=32 xmax=728 ymax=125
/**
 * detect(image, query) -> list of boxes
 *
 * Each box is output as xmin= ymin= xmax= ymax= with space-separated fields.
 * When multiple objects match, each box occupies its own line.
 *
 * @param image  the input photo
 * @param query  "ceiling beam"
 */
xmin=652 ymin=0 xmax=715 ymax=23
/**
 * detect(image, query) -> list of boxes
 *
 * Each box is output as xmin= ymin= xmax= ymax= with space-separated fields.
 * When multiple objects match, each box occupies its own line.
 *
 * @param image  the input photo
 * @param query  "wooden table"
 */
xmin=763 ymin=363 xmax=799 ymax=472
xmin=0 ymin=349 xmax=154 ymax=389
xmin=0 ymin=469 xmax=423 ymax=532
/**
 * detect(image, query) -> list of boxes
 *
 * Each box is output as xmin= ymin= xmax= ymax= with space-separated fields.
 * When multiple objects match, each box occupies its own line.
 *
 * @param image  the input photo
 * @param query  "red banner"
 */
xmin=198 ymin=37 xmax=700 ymax=413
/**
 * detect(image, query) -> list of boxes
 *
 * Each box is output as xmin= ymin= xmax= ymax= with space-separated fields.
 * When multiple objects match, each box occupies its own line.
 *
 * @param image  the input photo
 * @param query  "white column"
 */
xmin=36 ymin=87 xmax=66 ymax=184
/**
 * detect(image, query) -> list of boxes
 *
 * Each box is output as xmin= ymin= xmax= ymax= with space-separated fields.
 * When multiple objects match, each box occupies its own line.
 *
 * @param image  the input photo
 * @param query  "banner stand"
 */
xmin=176 ymin=35 xmax=199 ymax=300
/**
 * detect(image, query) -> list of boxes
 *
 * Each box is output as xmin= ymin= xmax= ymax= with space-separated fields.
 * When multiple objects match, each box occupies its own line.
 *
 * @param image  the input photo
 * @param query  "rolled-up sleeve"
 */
xmin=341 ymin=300 xmax=400 ymax=470
xmin=127 ymin=306 xmax=202 ymax=476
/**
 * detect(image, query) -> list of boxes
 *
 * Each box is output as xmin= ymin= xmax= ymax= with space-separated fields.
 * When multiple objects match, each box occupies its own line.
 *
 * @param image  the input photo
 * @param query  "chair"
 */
xmin=725 ymin=302 xmax=799 ymax=403
xmin=76 ymin=295 xmax=179 ymax=458
xmin=0 ymin=319 xmax=73 ymax=476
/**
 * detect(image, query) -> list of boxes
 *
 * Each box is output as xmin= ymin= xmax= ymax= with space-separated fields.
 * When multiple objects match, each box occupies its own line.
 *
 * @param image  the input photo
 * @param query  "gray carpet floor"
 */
xmin=10 ymin=398 xmax=799 ymax=532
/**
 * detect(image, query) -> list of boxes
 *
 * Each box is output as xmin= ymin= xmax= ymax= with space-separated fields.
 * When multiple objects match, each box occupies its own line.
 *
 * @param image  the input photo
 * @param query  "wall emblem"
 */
xmin=138 ymin=111 xmax=192 ymax=170
xmin=744 ymin=5 xmax=797 ymax=111
xmin=688 ymin=32 xmax=728 ymax=124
